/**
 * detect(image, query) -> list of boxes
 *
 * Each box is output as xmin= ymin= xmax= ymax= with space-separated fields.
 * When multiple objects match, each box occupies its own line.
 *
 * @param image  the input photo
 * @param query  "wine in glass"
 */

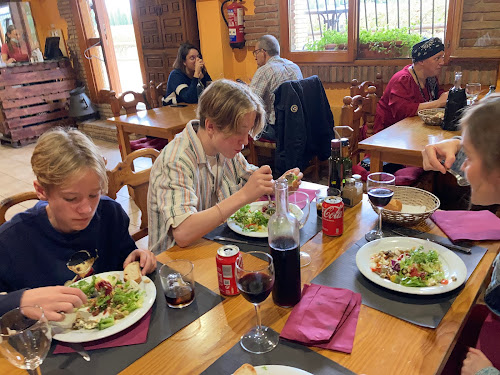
xmin=365 ymin=172 xmax=395 ymax=242
xmin=288 ymin=191 xmax=311 ymax=267
xmin=466 ymin=83 xmax=481 ymax=105
xmin=235 ymin=251 xmax=279 ymax=354
xmin=0 ymin=306 xmax=52 ymax=375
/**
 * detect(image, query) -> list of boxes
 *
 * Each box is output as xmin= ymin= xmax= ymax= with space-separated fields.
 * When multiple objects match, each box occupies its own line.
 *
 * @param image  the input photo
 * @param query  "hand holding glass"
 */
xmin=0 ymin=306 xmax=52 ymax=375
xmin=236 ymin=251 xmax=279 ymax=354
xmin=365 ymin=172 xmax=395 ymax=242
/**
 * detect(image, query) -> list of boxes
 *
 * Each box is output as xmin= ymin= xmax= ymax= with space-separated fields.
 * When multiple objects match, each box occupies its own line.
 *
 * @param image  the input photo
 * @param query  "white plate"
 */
xmin=227 ymin=201 xmax=303 ymax=238
xmin=255 ymin=365 xmax=313 ymax=375
xmin=356 ymin=237 xmax=467 ymax=295
xmin=52 ymin=271 xmax=156 ymax=343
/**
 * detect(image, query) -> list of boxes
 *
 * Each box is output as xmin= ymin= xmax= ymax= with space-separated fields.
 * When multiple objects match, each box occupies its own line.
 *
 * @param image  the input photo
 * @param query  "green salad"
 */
xmin=370 ymin=246 xmax=448 ymax=287
xmin=230 ymin=204 xmax=271 ymax=232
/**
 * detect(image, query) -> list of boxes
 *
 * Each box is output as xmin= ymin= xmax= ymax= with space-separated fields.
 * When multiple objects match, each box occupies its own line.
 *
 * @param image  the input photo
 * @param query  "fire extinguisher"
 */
xmin=221 ymin=0 xmax=245 ymax=49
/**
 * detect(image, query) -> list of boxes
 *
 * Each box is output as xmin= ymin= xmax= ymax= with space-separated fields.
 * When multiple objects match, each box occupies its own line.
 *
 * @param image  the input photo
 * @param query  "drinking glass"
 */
xmin=365 ymin=172 xmax=395 ymax=242
xmin=466 ymin=83 xmax=481 ymax=104
xmin=160 ymin=260 xmax=195 ymax=308
xmin=288 ymin=191 xmax=311 ymax=267
xmin=0 ymin=306 xmax=52 ymax=375
xmin=235 ymin=251 xmax=279 ymax=354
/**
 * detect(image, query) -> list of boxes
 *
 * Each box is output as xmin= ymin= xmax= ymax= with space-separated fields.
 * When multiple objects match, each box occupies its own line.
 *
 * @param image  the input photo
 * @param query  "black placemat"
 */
xmin=312 ymin=230 xmax=488 ymax=328
xmin=202 ymin=332 xmax=356 ymax=375
xmin=203 ymin=202 xmax=322 ymax=253
xmin=42 ymin=269 xmax=224 ymax=375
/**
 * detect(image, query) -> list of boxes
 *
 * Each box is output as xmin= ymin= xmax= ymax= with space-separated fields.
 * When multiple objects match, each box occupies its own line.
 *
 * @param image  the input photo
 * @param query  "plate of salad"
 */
xmin=356 ymin=237 xmax=467 ymax=295
xmin=52 ymin=271 xmax=156 ymax=343
xmin=227 ymin=201 xmax=303 ymax=238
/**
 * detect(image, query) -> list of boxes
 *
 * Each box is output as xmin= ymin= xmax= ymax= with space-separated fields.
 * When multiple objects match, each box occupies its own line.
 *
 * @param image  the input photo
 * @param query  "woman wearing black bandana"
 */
xmin=366 ymin=37 xmax=448 ymax=138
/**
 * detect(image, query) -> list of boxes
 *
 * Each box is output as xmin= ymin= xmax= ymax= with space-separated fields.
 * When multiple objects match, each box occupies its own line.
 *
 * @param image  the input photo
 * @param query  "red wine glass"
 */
xmin=235 ymin=251 xmax=279 ymax=353
xmin=365 ymin=172 xmax=395 ymax=242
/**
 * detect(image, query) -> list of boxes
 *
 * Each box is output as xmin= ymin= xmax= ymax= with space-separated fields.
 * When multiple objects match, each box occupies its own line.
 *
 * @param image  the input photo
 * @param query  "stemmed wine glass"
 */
xmin=287 ymin=191 xmax=311 ymax=267
xmin=466 ymin=83 xmax=481 ymax=105
xmin=365 ymin=172 xmax=395 ymax=242
xmin=235 ymin=251 xmax=279 ymax=354
xmin=0 ymin=306 xmax=52 ymax=375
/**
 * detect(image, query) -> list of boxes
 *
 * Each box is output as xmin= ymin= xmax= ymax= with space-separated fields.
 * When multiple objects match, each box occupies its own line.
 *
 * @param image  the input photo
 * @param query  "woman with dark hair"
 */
xmin=164 ymin=42 xmax=212 ymax=104
xmin=1 ymin=25 xmax=29 ymax=64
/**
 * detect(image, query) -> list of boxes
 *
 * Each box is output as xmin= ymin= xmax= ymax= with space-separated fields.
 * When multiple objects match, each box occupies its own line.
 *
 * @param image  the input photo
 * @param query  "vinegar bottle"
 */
xmin=268 ymin=178 xmax=301 ymax=307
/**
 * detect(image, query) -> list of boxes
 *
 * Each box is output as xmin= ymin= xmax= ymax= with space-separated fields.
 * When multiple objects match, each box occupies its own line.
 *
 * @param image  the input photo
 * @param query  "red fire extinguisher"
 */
xmin=221 ymin=0 xmax=245 ymax=49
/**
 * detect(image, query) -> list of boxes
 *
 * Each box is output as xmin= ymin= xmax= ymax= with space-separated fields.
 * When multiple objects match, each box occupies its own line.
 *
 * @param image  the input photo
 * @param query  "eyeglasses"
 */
xmin=252 ymin=48 xmax=265 ymax=57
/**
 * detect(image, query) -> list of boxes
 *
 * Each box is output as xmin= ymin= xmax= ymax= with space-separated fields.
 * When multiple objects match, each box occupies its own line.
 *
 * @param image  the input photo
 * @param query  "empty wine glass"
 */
xmin=288 ymin=191 xmax=311 ymax=267
xmin=0 ymin=306 xmax=52 ymax=375
xmin=235 ymin=251 xmax=279 ymax=354
xmin=365 ymin=172 xmax=395 ymax=242
xmin=466 ymin=83 xmax=481 ymax=105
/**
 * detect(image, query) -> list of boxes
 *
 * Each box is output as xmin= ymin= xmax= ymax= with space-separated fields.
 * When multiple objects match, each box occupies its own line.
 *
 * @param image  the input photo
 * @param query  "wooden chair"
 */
xmin=349 ymin=73 xmax=383 ymax=99
xmin=0 ymin=192 xmax=39 ymax=225
xmin=144 ymin=80 xmax=168 ymax=109
xmin=106 ymin=148 xmax=160 ymax=241
xmin=98 ymin=89 xmax=151 ymax=117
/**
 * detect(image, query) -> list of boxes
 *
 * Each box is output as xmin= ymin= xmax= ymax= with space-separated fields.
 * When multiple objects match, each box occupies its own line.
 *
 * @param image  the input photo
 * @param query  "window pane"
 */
xmin=358 ymin=0 xmax=448 ymax=59
xmin=289 ymin=0 xmax=349 ymax=51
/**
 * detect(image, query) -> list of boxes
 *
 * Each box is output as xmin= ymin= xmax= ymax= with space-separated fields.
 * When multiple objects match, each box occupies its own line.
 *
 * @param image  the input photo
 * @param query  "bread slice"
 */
xmin=234 ymin=363 xmax=257 ymax=375
xmin=124 ymin=261 xmax=142 ymax=283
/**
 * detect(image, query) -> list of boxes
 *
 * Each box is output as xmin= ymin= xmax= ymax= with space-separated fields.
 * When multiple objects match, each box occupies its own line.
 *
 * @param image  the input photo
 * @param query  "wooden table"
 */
xmin=106 ymin=104 xmax=197 ymax=161
xmin=1 ymin=183 xmax=498 ymax=375
xmin=358 ymin=116 xmax=461 ymax=172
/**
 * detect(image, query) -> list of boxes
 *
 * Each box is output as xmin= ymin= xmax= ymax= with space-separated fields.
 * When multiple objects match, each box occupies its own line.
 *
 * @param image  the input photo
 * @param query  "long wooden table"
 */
xmin=1 ymin=183 xmax=498 ymax=375
xmin=106 ymin=104 xmax=197 ymax=161
xmin=358 ymin=116 xmax=461 ymax=172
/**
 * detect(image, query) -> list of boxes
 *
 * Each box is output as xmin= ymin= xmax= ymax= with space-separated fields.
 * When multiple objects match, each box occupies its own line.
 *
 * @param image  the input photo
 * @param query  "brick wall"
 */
xmin=244 ymin=0 xmax=280 ymax=47
xmin=461 ymin=0 xmax=500 ymax=48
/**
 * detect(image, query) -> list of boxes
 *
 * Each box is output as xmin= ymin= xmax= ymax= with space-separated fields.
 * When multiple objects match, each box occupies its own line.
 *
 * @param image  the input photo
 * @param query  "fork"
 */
xmin=447 ymin=168 xmax=470 ymax=187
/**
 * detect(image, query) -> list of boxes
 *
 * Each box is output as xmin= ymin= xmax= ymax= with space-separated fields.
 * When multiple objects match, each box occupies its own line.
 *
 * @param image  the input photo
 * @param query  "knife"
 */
xmin=213 ymin=236 xmax=268 ymax=247
xmin=389 ymin=228 xmax=472 ymax=254
xmin=70 ymin=343 xmax=90 ymax=361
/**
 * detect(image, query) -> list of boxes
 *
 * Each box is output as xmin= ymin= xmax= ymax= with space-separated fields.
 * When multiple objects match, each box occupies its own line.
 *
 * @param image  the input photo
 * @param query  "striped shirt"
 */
xmin=147 ymin=120 xmax=257 ymax=254
xmin=250 ymin=55 xmax=303 ymax=125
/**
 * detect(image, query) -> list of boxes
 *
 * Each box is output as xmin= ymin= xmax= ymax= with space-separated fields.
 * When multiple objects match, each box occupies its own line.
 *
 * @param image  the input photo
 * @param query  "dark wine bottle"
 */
xmin=340 ymin=137 xmax=352 ymax=185
xmin=328 ymin=138 xmax=343 ymax=196
xmin=443 ymin=72 xmax=467 ymax=131
xmin=268 ymin=178 xmax=301 ymax=307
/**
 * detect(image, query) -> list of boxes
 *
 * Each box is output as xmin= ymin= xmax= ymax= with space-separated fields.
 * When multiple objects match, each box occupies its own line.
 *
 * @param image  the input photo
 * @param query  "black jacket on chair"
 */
xmin=273 ymin=75 xmax=334 ymax=177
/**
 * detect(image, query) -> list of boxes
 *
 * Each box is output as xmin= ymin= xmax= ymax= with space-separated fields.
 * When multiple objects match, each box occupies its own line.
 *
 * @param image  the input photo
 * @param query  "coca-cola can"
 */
xmin=216 ymin=245 xmax=240 ymax=296
xmin=322 ymin=196 xmax=344 ymax=236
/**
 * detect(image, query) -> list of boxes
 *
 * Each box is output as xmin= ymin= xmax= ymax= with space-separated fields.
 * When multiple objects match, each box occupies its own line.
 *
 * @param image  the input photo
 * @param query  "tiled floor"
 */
xmin=0 ymin=138 xmax=149 ymax=249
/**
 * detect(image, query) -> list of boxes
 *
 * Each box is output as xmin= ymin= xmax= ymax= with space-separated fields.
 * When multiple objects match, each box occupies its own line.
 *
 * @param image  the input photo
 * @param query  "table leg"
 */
xmin=369 ymin=152 xmax=383 ymax=173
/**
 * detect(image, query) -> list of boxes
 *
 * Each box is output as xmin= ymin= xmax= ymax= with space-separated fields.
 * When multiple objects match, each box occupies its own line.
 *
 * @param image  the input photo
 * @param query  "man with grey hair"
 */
xmin=250 ymin=34 xmax=303 ymax=141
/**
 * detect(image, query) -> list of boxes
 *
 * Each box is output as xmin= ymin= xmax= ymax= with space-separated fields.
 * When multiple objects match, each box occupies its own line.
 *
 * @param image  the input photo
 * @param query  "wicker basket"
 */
xmin=418 ymin=108 xmax=445 ymax=126
xmin=369 ymin=186 xmax=440 ymax=226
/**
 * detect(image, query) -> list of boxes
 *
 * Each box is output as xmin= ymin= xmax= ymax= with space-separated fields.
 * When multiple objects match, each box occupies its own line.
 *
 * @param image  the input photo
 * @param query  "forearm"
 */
xmin=417 ymin=99 xmax=443 ymax=111
xmin=172 ymin=189 xmax=252 ymax=247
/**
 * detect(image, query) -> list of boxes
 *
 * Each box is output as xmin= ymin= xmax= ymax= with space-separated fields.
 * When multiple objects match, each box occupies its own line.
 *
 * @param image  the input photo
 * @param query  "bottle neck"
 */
xmin=275 ymin=179 xmax=289 ymax=215
xmin=454 ymin=73 xmax=462 ymax=89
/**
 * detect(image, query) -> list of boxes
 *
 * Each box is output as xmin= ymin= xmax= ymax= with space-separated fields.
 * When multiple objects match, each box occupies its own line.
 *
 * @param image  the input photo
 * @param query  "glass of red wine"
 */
xmin=235 ymin=251 xmax=279 ymax=354
xmin=365 ymin=172 xmax=395 ymax=242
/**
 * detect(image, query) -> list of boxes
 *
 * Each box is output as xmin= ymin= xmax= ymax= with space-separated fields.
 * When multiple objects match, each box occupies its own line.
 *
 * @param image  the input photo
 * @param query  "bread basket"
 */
xmin=418 ymin=108 xmax=445 ymax=126
xmin=369 ymin=186 xmax=440 ymax=226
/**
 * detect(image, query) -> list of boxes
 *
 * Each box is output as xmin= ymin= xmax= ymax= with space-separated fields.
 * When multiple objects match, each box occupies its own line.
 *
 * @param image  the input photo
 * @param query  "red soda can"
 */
xmin=216 ymin=245 xmax=240 ymax=296
xmin=322 ymin=196 xmax=344 ymax=236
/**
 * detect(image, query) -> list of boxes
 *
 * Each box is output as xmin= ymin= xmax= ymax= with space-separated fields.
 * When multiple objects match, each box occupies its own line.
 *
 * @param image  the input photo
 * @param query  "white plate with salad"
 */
xmin=356 ymin=237 xmax=467 ymax=295
xmin=227 ymin=201 xmax=303 ymax=238
xmin=52 ymin=271 xmax=156 ymax=343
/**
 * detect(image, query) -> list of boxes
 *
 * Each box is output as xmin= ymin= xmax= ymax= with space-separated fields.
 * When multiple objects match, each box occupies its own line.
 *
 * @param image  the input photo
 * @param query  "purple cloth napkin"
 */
xmin=53 ymin=308 xmax=152 ymax=353
xmin=280 ymin=284 xmax=361 ymax=353
xmin=431 ymin=210 xmax=500 ymax=241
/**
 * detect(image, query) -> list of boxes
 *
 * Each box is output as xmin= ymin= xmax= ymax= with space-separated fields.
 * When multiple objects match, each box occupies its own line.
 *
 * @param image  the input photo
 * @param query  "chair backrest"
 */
xmin=349 ymin=73 xmax=383 ymax=98
xmin=0 ymin=192 xmax=39 ymax=225
xmin=144 ymin=80 xmax=168 ymax=109
xmin=106 ymin=148 xmax=160 ymax=241
xmin=98 ymin=89 xmax=151 ymax=117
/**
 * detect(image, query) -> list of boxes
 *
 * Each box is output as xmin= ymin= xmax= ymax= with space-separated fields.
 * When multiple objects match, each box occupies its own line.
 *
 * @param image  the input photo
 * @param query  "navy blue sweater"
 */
xmin=165 ymin=69 xmax=212 ymax=104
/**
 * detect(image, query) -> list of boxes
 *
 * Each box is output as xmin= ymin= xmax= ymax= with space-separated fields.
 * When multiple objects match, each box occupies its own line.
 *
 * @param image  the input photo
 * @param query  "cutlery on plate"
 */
xmin=389 ymin=228 xmax=472 ymax=254
xmin=213 ymin=236 xmax=266 ymax=246
xmin=70 ymin=343 xmax=90 ymax=361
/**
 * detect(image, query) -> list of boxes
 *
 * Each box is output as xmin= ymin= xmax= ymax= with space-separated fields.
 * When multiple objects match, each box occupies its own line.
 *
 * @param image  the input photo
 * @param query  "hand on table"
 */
xmin=435 ymin=91 xmax=449 ymax=107
xmin=461 ymin=347 xmax=494 ymax=375
xmin=240 ymin=165 xmax=274 ymax=202
xmin=20 ymin=286 xmax=87 ymax=321
xmin=6 ymin=58 xmax=16 ymax=64
xmin=422 ymin=138 xmax=461 ymax=174
xmin=124 ymin=249 xmax=157 ymax=275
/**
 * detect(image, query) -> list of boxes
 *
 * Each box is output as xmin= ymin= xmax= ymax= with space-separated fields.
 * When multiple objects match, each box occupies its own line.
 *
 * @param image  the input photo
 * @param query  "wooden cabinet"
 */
xmin=132 ymin=0 xmax=200 ymax=84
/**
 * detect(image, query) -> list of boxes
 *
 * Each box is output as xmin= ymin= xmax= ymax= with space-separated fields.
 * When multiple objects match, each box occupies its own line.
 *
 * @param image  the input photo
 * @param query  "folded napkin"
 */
xmin=53 ymin=308 xmax=152 ymax=354
xmin=431 ymin=210 xmax=500 ymax=241
xmin=280 ymin=284 xmax=361 ymax=353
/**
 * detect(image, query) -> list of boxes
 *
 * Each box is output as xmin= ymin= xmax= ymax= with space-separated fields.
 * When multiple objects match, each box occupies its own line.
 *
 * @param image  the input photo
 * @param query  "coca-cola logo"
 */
xmin=323 ymin=205 xmax=343 ymax=220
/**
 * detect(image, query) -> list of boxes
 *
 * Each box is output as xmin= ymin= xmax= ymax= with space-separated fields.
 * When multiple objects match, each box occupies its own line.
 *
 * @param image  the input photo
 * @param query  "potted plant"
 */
xmin=358 ymin=28 xmax=422 ymax=59
xmin=304 ymin=30 xmax=348 ymax=51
